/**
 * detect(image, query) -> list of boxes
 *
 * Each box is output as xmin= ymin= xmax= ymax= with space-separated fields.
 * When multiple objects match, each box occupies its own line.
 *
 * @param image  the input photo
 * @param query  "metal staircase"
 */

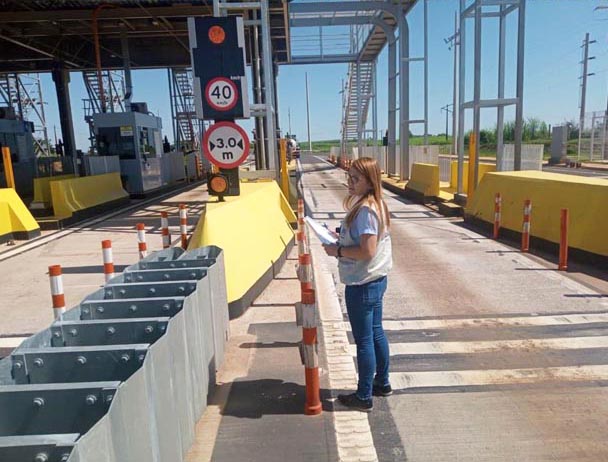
xmin=341 ymin=61 xmax=374 ymax=143
xmin=0 ymin=73 xmax=51 ymax=156
xmin=170 ymin=68 xmax=201 ymax=153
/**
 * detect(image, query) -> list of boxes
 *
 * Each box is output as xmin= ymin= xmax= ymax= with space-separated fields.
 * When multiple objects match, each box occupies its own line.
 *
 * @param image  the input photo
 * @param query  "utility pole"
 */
xmin=305 ymin=72 xmax=312 ymax=152
xmin=444 ymin=11 xmax=459 ymax=156
xmin=578 ymin=32 xmax=596 ymax=160
xmin=441 ymin=104 xmax=453 ymax=141
xmin=288 ymin=106 xmax=292 ymax=136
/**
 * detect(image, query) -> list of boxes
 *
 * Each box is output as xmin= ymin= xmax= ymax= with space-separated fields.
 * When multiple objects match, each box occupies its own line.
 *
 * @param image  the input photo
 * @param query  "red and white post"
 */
xmin=101 ymin=240 xmax=115 ymax=282
xmin=136 ymin=223 xmax=148 ymax=259
xmin=521 ymin=199 xmax=532 ymax=252
xmin=301 ymin=289 xmax=321 ymax=415
xmin=161 ymin=212 xmax=171 ymax=249
xmin=296 ymin=230 xmax=308 ymax=256
xmin=493 ymin=193 xmax=502 ymax=239
xmin=48 ymin=265 xmax=66 ymax=320
xmin=179 ymin=204 xmax=188 ymax=250
xmin=297 ymin=198 xmax=304 ymax=219
xmin=298 ymin=253 xmax=313 ymax=293
xmin=559 ymin=208 xmax=569 ymax=271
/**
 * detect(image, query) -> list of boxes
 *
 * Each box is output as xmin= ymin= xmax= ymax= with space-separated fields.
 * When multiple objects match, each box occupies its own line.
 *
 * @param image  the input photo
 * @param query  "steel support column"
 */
xmin=51 ymin=64 xmax=77 ymax=163
xmin=457 ymin=0 xmax=466 ymax=195
xmin=398 ymin=14 xmax=410 ymax=180
xmin=261 ymin=0 xmax=277 ymax=175
xmin=496 ymin=5 xmax=506 ymax=171
xmin=472 ymin=1 xmax=482 ymax=187
xmin=387 ymin=37 xmax=397 ymax=176
xmin=514 ymin=0 xmax=526 ymax=170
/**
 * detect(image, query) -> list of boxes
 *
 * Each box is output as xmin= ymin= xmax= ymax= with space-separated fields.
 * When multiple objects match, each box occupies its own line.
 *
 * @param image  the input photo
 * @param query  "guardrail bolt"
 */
xmin=33 ymin=397 xmax=45 ymax=408
xmin=13 ymin=361 xmax=23 ymax=370
xmin=144 ymin=325 xmax=154 ymax=334
xmin=34 ymin=453 xmax=49 ymax=462
xmin=53 ymin=331 xmax=62 ymax=338
xmin=69 ymin=329 xmax=78 ymax=337
xmin=33 ymin=358 xmax=44 ymax=368
xmin=149 ymin=288 xmax=156 ymax=295
xmin=76 ymin=356 xmax=87 ymax=365
xmin=97 ymin=306 xmax=105 ymax=314
xmin=85 ymin=394 xmax=97 ymax=406
xmin=120 ymin=354 xmax=130 ymax=363
xmin=162 ymin=304 xmax=171 ymax=312
xmin=106 ymin=327 xmax=116 ymax=336
xmin=129 ymin=305 xmax=138 ymax=313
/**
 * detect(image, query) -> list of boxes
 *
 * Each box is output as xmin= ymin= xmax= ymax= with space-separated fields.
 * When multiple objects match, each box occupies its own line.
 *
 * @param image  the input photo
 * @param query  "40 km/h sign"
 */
xmin=203 ymin=121 xmax=250 ymax=169
xmin=205 ymin=77 xmax=238 ymax=112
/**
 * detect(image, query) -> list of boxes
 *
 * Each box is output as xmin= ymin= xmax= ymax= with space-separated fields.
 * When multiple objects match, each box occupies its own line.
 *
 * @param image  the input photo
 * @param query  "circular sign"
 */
xmin=205 ymin=77 xmax=238 ymax=112
xmin=203 ymin=121 xmax=250 ymax=169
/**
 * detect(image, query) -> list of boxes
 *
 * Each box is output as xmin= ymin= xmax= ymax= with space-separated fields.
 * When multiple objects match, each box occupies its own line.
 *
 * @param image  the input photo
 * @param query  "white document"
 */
xmin=304 ymin=216 xmax=338 ymax=245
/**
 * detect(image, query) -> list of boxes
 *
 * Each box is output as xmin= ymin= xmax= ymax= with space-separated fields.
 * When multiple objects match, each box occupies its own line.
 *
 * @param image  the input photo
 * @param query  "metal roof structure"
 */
xmin=0 ymin=0 xmax=290 ymax=73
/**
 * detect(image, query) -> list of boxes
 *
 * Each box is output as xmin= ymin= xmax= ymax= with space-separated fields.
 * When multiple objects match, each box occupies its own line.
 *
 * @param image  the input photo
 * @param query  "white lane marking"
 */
xmin=390 ymin=365 xmax=608 ymax=390
xmin=348 ymin=336 xmax=608 ymax=356
xmin=0 ymin=337 xmax=27 ymax=349
xmin=341 ymin=313 xmax=608 ymax=331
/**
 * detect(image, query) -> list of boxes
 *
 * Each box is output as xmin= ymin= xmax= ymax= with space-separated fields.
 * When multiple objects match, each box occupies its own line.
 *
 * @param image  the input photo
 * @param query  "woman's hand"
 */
xmin=323 ymin=244 xmax=339 ymax=257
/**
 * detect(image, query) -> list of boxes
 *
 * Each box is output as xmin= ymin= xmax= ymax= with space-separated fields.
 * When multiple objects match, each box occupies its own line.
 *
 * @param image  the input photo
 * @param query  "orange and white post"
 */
xmin=301 ymin=289 xmax=321 ymax=415
xmin=179 ymin=204 xmax=188 ymax=250
xmin=559 ymin=208 xmax=569 ymax=271
xmin=136 ymin=223 xmax=148 ymax=259
xmin=298 ymin=253 xmax=313 ymax=292
xmin=493 ymin=193 xmax=502 ymax=239
xmin=161 ymin=212 xmax=171 ymax=249
xmin=297 ymin=198 xmax=304 ymax=218
xmin=101 ymin=240 xmax=115 ymax=282
xmin=48 ymin=265 xmax=66 ymax=320
xmin=521 ymin=199 xmax=532 ymax=252
xmin=296 ymin=231 xmax=308 ymax=256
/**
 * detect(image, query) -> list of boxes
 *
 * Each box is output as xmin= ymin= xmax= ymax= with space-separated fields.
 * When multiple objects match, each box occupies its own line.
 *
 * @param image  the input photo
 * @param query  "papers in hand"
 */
xmin=304 ymin=216 xmax=338 ymax=245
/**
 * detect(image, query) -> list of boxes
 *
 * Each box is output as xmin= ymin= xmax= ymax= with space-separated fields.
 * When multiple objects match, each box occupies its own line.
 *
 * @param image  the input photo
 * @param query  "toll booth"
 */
xmin=93 ymin=104 xmax=163 ymax=195
xmin=0 ymin=107 xmax=36 ymax=197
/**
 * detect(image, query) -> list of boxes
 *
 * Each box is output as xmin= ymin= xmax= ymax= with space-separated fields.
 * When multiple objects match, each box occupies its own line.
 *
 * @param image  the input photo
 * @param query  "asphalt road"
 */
xmin=301 ymin=153 xmax=608 ymax=462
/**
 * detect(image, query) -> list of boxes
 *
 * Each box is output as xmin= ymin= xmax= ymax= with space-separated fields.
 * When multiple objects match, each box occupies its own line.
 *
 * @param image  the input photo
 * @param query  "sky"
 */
xmin=29 ymin=0 xmax=608 ymax=150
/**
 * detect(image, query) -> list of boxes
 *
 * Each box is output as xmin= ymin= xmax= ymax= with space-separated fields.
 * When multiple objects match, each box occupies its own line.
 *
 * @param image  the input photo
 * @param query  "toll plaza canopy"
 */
xmin=0 ymin=0 xmax=290 ymax=73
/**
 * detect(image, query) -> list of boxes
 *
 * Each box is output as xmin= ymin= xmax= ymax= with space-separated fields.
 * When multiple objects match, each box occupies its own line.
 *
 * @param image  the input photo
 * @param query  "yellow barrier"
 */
xmin=188 ymin=181 xmax=296 ymax=317
xmin=450 ymin=161 xmax=496 ymax=194
xmin=465 ymin=171 xmax=608 ymax=257
xmin=32 ymin=174 xmax=75 ymax=208
xmin=50 ymin=172 xmax=129 ymax=219
xmin=406 ymin=163 xmax=440 ymax=198
xmin=0 ymin=188 xmax=40 ymax=241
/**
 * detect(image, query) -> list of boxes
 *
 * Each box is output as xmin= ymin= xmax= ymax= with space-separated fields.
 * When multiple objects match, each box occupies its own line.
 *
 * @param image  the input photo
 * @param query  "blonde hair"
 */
xmin=343 ymin=157 xmax=390 ymax=233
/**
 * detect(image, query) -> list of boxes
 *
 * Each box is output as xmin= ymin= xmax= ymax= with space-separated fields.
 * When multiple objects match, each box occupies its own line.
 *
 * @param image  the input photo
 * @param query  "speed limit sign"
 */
xmin=203 ymin=121 xmax=250 ymax=169
xmin=205 ymin=77 xmax=238 ymax=112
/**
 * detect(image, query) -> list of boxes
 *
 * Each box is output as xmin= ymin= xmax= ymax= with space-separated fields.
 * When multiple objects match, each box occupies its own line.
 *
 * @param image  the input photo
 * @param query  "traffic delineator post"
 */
xmin=101 ymin=240 xmax=115 ymax=282
xmin=301 ymin=289 xmax=321 ymax=416
xmin=161 ymin=212 xmax=171 ymax=249
xmin=493 ymin=193 xmax=502 ymax=239
xmin=559 ymin=208 xmax=569 ymax=271
xmin=298 ymin=216 xmax=305 ymax=235
xmin=48 ymin=265 xmax=66 ymax=320
xmin=297 ymin=198 xmax=304 ymax=218
xmin=179 ymin=204 xmax=188 ymax=250
xmin=298 ymin=253 xmax=313 ymax=292
xmin=296 ymin=230 xmax=308 ymax=256
xmin=136 ymin=223 xmax=147 ymax=259
xmin=521 ymin=199 xmax=531 ymax=252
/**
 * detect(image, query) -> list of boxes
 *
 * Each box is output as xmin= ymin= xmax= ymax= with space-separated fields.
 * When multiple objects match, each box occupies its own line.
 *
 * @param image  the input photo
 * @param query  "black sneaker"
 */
xmin=337 ymin=393 xmax=373 ymax=412
xmin=372 ymin=384 xmax=393 ymax=397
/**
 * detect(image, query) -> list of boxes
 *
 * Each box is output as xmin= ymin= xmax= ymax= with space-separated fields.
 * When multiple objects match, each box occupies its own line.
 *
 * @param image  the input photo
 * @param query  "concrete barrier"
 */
xmin=465 ymin=171 xmax=608 ymax=258
xmin=0 ymin=188 xmax=40 ymax=243
xmin=405 ymin=163 xmax=440 ymax=200
xmin=449 ymin=161 xmax=495 ymax=194
xmin=50 ymin=172 xmax=129 ymax=220
xmin=32 ymin=174 xmax=75 ymax=209
xmin=188 ymin=181 xmax=296 ymax=318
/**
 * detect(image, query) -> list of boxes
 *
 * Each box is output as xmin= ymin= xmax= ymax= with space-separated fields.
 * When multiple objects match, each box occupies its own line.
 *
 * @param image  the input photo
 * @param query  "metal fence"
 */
xmin=578 ymin=111 xmax=608 ymax=162
xmin=83 ymin=156 xmax=120 ymax=176
xmin=0 ymin=246 xmax=229 ymax=462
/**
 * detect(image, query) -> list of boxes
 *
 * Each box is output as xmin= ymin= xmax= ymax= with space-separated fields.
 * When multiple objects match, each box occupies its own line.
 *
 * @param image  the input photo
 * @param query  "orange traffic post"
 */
xmin=559 ymin=208 xmax=569 ymax=271
xmin=521 ymin=199 xmax=532 ymax=252
xmin=48 ymin=265 xmax=66 ymax=320
xmin=101 ymin=240 xmax=115 ymax=282
xmin=296 ymin=230 xmax=307 ymax=257
xmin=301 ymin=289 xmax=321 ymax=415
xmin=179 ymin=204 xmax=188 ymax=250
xmin=2 ymin=146 xmax=15 ymax=189
xmin=136 ymin=223 xmax=148 ymax=259
xmin=161 ymin=212 xmax=171 ymax=249
xmin=297 ymin=198 xmax=305 ymax=218
xmin=493 ymin=193 xmax=502 ymax=239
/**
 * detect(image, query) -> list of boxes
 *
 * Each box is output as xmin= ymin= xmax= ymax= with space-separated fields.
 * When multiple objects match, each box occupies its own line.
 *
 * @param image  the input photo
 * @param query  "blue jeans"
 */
xmin=345 ymin=276 xmax=390 ymax=401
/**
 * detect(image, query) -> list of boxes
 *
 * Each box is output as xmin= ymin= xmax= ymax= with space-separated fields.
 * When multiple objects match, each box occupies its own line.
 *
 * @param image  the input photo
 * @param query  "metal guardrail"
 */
xmin=0 ymin=246 xmax=229 ymax=462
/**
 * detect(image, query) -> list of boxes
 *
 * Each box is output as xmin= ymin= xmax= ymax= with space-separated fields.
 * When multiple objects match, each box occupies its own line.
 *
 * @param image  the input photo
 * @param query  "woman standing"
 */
xmin=323 ymin=157 xmax=393 ymax=412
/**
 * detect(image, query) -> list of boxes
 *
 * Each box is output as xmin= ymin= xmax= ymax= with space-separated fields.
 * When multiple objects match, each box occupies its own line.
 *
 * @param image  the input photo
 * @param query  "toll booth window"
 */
xmin=97 ymin=127 xmax=136 ymax=159
xmin=139 ymin=127 xmax=157 ymax=157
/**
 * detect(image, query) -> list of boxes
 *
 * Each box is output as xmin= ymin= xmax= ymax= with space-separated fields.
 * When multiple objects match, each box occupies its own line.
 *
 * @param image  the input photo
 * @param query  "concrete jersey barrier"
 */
xmin=50 ymin=172 xmax=129 ymax=219
xmin=405 ymin=162 xmax=440 ymax=198
xmin=465 ymin=171 xmax=608 ymax=258
xmin=0 ymin=188 xmax=40 ymax=243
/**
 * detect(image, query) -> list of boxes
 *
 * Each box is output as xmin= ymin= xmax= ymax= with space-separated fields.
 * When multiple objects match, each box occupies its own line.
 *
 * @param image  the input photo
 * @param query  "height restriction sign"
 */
xmin=203 ymin=121 xmax=250 ymax=169
xmin=205 ymin=77 xmax=238 ymax=112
